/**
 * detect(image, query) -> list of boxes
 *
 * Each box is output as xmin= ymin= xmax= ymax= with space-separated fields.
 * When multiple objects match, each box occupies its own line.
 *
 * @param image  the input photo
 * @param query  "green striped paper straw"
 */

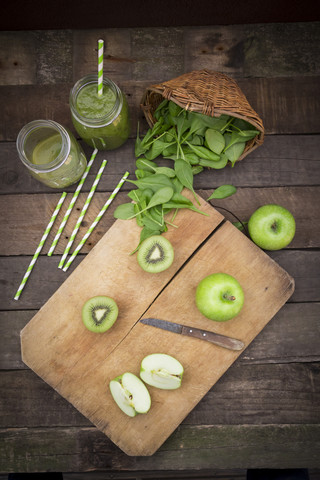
xmin=14 ymin=191 xmax=67 ymax=300
xmin=62 ymin=171 xmax=129 ymax=272
xmin=47 ymin=148 xmax=98 ymax=256
xmin=97 ymin=39 xmax=104 ymax=96
xmin=58 ymin=158 xmax=108 ymax=269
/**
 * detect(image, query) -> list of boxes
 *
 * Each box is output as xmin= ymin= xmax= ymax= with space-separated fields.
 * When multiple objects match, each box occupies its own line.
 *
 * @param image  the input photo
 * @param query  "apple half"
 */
xmin=109 ymin=372 xmax=151 ymax=417
xmin=140 ymin=353 xmax=184 ymax=390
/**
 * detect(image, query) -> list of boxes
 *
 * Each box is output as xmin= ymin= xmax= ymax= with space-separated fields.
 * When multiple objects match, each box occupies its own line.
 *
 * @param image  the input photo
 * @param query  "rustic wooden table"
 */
xmin=0 ymin=22 xmax=320 ymax=478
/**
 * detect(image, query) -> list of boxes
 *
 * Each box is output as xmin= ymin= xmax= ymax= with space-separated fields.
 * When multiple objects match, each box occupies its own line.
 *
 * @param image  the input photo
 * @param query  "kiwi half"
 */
xmin=137 ymin=235 xmax=174 ymax=273
xmin=82 ymin=296 xmax=118 ymax=333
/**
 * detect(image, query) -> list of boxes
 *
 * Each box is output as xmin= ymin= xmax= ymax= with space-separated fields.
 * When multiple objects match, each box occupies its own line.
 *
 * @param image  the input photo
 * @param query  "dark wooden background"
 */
xmin=0 ymin=18 xmax=320 ymax=480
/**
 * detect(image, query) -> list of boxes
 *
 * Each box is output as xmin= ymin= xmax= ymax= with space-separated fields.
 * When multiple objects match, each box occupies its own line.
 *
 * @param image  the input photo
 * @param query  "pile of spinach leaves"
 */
xmin=114 ymin=99 xmax=259 ymax=252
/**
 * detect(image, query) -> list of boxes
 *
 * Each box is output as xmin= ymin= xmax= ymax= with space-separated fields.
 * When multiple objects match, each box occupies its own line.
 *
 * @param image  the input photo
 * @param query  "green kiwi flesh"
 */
xmin=137 ymin=235 xmax=174 ymax=273
xmin=82 ymin=296 xmax=118 ymax=333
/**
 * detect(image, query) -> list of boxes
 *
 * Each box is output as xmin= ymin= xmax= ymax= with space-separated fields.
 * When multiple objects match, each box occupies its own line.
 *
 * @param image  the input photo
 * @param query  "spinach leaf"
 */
xmin=127 ymin=174 xmax=174 ymax=192
xmin=224 ymin=142 xmax=246 ymax=165
xmin=199 ymin=155 xmax=228 ymax=169
xmin=231 ymin=118 xmax=254 ymax=131
xmin=142 ymin=213 xmax=167 ymax=231
xmin=131 ymin=187 xmax=174 ymax=218
xmin=174 ymin=158 xmax=199 ymax=205
xmin=192 ymin=165 xmax=204 ymax=175
xmin=130 ymin=226 xmax=162 ymax=254
xmin=171 ymin=176 xmax=184 ymax=193
xmin=134 ymin=203 xmax=144 ymax=227
xmin=127 ymin=189 xmax=145 ymax=203
xmin=135 ymin=169 xmax=152 ymax=179
xmin=136 ymin=158 xmax=157 ymax=172
xmin=113 ymin=203 xmax=136 ymax=220
xmin=186 ymin=142 xmax=220 ymax=161
xmin=170 ymin=192 xmax=193 ymax=206
xmin=207 ymin=184 xmax=237 ymax=200
xmin=153 ymin=166 xmax=176 ymax=178
xmin=205 ymin=129 xmax=225 ymax=154
xmin=142 ymin=188 xmax=154 ymax=202
xmin=175 ymin=115 xmax=190 ymax=141
xmin=146 ymin=187 xmax=174 ymax=210
xmin=163 ymin=202 xmax=208 ymax=216
xmin=169 ymin=101 xmax=183 ymax=117
xmin=162 ymin=144 xmax=177 ymax=157
xmin=237 ymin=129 xmax=260 ymax=141
xmin=155 ymin=98 xmax=169 ymax=113
xmin=232 ymin=221 xmax=248 ymax=232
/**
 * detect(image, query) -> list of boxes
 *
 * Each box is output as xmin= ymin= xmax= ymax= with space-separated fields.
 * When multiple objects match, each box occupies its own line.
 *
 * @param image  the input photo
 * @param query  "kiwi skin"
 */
xmin=82 ymin=296 xmax=118 ymax=333
xmin=137 ymin=235 xmax=174 ymax=273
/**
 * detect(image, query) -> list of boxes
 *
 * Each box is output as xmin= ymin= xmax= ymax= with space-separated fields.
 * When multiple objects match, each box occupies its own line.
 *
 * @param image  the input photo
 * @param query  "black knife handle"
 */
xmin=181 ymin=325 xmax=244 ymax=351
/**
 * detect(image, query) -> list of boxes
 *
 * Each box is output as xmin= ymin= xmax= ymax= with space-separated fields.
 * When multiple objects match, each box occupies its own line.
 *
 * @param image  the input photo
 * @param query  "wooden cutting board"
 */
xmin=20 ymin=192 xmax=294 ymax=456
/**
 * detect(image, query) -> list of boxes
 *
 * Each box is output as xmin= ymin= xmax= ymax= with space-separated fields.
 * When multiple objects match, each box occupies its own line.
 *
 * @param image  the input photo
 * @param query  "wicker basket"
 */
xmin=140 ymin=69 xmax=264 ymax=162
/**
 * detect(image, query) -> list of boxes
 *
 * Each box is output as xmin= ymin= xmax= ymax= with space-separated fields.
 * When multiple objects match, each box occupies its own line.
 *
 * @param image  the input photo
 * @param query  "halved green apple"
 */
xmin=109 ymin=372 xmax=151 ymax=417
xmin=140 ymin=353 xmax=184 ymax=390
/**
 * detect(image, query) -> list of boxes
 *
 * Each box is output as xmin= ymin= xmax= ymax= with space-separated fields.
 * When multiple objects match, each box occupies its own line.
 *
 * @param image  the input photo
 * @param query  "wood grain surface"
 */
xmin=1 ymin=21 xmax=319 ymax=474
xmin=20 ymin=195 xmax=294 ymax=455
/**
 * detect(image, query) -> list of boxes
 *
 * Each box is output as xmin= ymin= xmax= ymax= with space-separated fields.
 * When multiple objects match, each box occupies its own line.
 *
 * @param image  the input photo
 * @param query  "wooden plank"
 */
xmin=185 ymin=23 xmax=320 ymax=77
xmin=0 ymin=310 xmax=37 ymax=370
xmin=63 ymin=472 xmax=247 ymax=480
xmin=1 ymin=303 xmax=320 ymax=371
xmin=0 ymin=191 xmax=128 ymax=256
xmin=0 ymin=30 xmax=72 ymax=86
xmin=73 ymin=27 xmax=185 ymax=83
xmin=130 ymin=27 xmax=184 ymax=82
xmin=1 ymin=76 xmax=320 ymax=141
xmin=19 ymin=217 xmax=294 ymax=455
xmin=270 ymin=250 xmax=320 ymax=303
xmin=1 ymin=24 xmax=319 ymax=87
xmin=1 ymin=361 xmax=319 ymax=428
xmin=73 ymin=29 xmax=133 ymax=83
xmin=1 ymin=250 xmax=318 ymax=312
xmin=237 ymin=76 xmax=320 ymax=134
xmin=1 ymin=186 xmax=319 ymax=256
xmin=0 ymin=32 xmax=37 ymax=85
xmin=1 ymin=425 xmax=319 ymax=471
xmin=63 ymin=473 xmax=320 ymax=480
xmin=1 ymin=134 xmax=319 ymax=194
xmin=239 ymin=302 xmax=320 ymax=364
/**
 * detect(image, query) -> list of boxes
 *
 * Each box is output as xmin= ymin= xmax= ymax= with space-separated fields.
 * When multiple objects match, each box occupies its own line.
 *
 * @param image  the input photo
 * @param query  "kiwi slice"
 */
xmin=82 ymin=296 xmax=118 ymax=333
xmin=137 ymin=235 xmax=174 ymax=273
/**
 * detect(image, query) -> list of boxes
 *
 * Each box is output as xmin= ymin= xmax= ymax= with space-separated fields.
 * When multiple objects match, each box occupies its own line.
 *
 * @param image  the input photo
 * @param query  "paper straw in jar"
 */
xmin=62 ymin=171 xmax=129 ymax=272
xmin=58 ymin=158 xmax=108 ymax=269
xmin=14 ymin=191 xmax=67 ymax=300
xmin=47 ymin=148 xmax=98 ymax=256
xmin=97 ymin=39 xmax=104 ymax=96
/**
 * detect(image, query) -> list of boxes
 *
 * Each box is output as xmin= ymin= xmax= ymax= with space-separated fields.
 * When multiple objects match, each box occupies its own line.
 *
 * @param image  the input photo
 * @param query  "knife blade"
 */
xmin=140 ymin=317 xmax=244 ymax=351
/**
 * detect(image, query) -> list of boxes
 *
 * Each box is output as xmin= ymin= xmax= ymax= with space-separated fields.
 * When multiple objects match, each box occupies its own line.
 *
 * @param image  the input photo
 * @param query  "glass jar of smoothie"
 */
xmin=16 ymin=120 xmax=87 ymax=189
xmin=69 ymin=74 xmax=130 ymax=151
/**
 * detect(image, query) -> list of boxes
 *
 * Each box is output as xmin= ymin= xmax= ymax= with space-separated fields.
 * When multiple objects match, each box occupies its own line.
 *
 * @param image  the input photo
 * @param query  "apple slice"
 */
xmin=109 ymin=372 xmax=151 ymax=417
xmin=140 ymin=353 xmax=184 ymax=390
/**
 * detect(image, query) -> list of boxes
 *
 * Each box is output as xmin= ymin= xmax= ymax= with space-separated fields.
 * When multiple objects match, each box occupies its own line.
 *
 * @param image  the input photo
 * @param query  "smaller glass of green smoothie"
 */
xmin=69 ymin=74 xmax=130 ymax=151
xmin=16 ymin=120 xmax=87 ymax=188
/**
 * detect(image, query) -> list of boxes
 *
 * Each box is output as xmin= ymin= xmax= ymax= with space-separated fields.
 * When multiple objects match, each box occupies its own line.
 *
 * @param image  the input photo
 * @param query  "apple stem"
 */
xmin=271 ymin=221 xmax=278 ymax=231
xmin=223 ymin=293 xmax=236 ymax=301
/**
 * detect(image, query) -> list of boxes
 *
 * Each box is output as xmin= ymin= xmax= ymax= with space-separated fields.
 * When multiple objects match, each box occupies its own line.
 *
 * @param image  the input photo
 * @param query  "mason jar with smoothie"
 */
xmin=16 ymin=120 xmax=87 ymax=188
xmin=69 ymin=74 xmax=130 ymax=151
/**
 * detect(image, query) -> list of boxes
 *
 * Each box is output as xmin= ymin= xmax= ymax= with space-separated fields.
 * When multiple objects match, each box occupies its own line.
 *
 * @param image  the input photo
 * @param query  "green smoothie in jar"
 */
xmin=16 ymin=120 xmax=87 ymax=188
xmin=70 ymin=74 xmax=130 ymax=151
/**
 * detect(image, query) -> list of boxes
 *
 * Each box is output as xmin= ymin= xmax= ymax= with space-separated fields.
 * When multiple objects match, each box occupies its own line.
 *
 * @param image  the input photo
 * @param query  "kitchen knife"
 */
xmin=140 ymin=317 xmax=245 ymax=351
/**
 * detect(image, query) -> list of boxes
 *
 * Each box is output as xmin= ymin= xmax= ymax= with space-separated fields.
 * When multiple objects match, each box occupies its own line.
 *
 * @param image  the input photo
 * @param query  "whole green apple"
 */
xmin=195 ymin=273 xmax=244 ymax=322
xmin=248 ymin=204 xmax=296 ymax=250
